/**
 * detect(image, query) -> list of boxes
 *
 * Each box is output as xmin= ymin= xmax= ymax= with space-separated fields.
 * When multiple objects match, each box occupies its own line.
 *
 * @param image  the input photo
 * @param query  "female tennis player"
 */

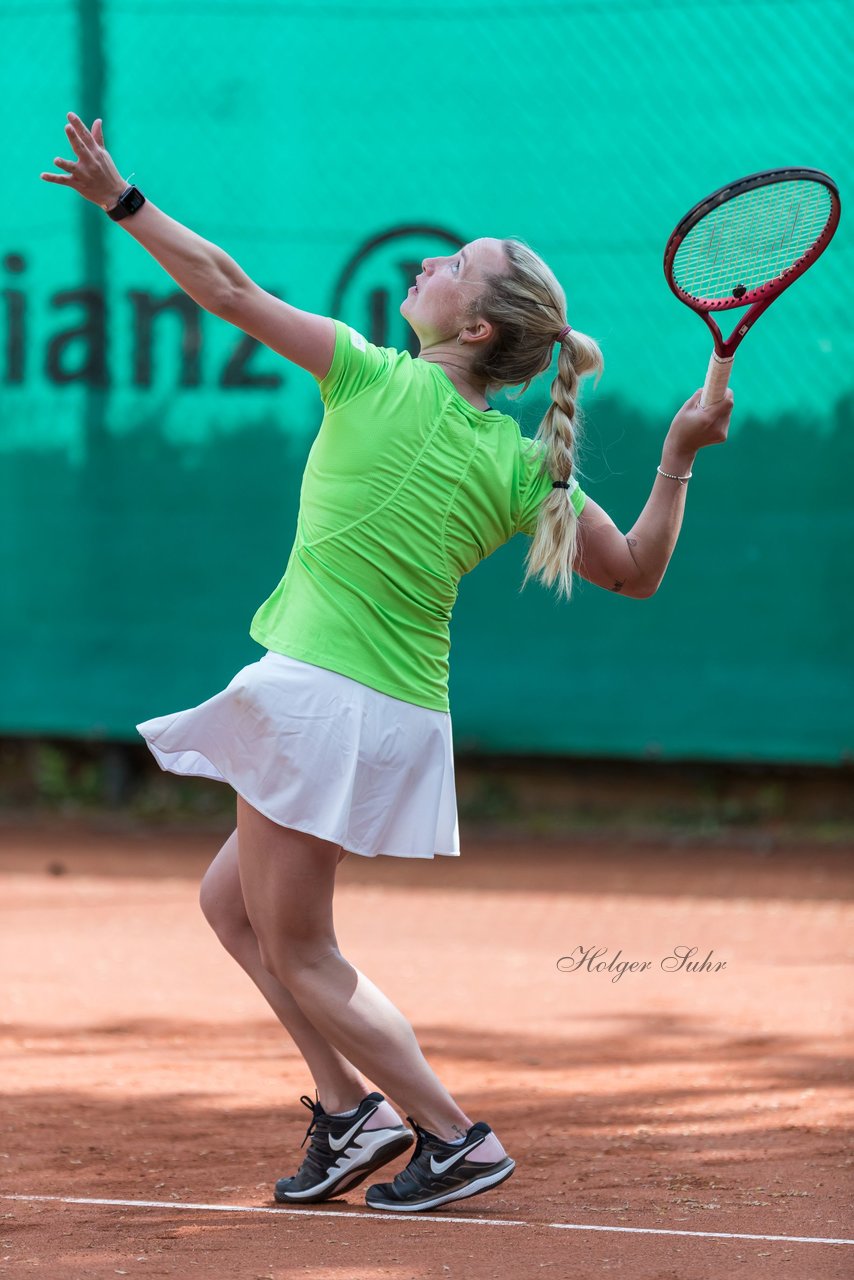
xmin=42 ymin=114 xmax=732 ymax=1214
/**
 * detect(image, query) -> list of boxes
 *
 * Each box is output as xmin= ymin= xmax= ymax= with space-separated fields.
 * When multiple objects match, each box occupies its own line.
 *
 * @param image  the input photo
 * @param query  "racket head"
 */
xmin=663 ymin=168 xmax=841 ymax=355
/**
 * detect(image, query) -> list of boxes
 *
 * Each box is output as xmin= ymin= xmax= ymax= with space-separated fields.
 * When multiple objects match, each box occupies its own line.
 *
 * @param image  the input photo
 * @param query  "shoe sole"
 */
xmin=364 ymin=1157 xmax=516 ymax=1212
xmin=274 ymin=1128 xmax=414 ymax=1204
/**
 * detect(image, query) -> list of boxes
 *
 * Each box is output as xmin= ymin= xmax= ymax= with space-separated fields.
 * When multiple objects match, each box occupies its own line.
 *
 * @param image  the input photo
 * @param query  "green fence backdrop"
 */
xmin=1 ymin=0 xmax=852 ymax=762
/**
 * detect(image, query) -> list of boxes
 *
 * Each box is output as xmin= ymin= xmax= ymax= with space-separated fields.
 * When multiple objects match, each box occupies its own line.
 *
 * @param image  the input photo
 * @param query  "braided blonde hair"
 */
xmin=464 ymin=239 xmax=604 ymax=600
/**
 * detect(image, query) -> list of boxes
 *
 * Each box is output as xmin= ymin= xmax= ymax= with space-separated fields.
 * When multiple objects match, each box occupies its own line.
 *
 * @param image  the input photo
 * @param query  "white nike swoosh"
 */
xmin=328 ymin=1105 xmax=380 ymax=1152
xmin=429 ymin=1133 xmax=487 ymax=1174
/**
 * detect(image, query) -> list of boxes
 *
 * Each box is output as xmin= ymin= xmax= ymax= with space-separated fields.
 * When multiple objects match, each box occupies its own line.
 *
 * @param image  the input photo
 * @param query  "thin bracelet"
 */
xmin=656 ymin=464 xmax=693 ymax=484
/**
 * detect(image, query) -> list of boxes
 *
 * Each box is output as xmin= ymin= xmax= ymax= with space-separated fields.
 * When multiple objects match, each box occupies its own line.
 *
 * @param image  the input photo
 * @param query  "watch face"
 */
xmin=123 ymin=187 xmax=145 ymax=213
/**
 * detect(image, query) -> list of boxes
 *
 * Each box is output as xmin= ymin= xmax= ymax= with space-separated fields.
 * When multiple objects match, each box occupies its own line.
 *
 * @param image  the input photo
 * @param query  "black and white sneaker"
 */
xmin=273 ymin=1090 xmax=414 ymax=1204
xmin=364 ymin=1117 xmax=515 ymax=1212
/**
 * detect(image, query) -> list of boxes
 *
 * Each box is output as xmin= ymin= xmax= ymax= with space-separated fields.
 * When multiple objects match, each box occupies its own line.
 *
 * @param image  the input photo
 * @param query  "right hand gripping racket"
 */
xmin=663 ymin=168 xmax=841 ymax=408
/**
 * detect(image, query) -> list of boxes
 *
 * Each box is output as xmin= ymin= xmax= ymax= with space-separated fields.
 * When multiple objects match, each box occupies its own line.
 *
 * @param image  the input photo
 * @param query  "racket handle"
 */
xmin=699 ymin=352 xmax=733 ymax=409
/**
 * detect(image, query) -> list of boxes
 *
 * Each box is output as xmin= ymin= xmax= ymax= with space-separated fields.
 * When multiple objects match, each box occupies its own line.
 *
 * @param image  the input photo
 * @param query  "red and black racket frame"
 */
xmin=663 ymin=167 xmax=841 ymax=406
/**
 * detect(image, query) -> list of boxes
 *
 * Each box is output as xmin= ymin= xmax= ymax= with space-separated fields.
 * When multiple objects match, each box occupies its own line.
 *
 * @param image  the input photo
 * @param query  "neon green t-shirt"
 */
xmin=249 ymin=320 xmax=586 ymax=711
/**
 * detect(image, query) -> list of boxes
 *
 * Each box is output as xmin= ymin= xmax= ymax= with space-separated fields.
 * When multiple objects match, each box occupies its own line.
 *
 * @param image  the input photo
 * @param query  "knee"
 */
xmin=198 ymin=872 xmax=251 ymax=945
xmin=256 ymin=937 xmax=340 ymax=987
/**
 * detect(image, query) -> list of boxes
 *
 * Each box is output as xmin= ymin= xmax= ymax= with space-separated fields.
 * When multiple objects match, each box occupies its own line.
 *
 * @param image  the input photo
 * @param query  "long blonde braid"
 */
xmin=464 ymin=238 xmax=604 ymax=600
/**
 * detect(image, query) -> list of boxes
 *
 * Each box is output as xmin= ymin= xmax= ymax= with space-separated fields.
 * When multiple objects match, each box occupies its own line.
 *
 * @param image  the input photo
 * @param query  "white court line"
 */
xmin=3 ymin=1195 xmax=852 ymax=1246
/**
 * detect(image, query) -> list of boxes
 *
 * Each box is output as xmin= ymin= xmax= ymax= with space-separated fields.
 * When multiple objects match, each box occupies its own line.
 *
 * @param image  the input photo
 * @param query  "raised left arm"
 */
xmin=573 ymin=387 xmax=733 ymax=598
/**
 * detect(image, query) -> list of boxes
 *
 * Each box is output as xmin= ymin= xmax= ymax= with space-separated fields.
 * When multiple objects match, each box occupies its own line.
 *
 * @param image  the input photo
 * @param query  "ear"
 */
xmin=461 ymin=318 xmax=495 ymax=346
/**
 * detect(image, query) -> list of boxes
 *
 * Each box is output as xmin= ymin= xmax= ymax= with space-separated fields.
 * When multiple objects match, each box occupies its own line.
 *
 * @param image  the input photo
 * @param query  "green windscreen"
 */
xmin=1 ymin=0 xmax=851 ymax=763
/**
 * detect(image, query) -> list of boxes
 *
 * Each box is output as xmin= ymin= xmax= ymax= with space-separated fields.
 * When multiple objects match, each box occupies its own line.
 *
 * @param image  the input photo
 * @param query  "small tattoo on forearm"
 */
xmin=611 ymin=580 xmax=624 ymax=593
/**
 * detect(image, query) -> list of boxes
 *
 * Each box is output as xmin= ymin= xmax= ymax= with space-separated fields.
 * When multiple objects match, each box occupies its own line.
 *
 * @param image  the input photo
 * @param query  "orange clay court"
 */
xmin=0 ymin=823 xmax=851 ymax=1280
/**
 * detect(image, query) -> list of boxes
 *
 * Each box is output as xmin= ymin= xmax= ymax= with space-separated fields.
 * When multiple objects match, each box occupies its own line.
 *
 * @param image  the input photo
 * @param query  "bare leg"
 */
xmin=234 ymin=796 xmax=473 ymax=1142
xmin=199 ymin=829 xmax=369 ymax=1113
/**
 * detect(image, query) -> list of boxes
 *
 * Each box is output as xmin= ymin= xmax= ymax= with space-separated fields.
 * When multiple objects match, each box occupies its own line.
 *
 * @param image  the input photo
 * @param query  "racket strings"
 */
xmin=685 ymin=184 xmax=826 ymax=294
xmin=684 ymin=183 xmax=817 ymax=289
xmin=673 ymin=180 xmax=832 ymax=302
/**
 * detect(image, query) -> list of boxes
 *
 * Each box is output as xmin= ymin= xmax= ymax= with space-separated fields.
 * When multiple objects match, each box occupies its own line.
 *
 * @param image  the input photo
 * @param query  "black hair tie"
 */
xmin=552 ymin=480 xmax=570 ymax=489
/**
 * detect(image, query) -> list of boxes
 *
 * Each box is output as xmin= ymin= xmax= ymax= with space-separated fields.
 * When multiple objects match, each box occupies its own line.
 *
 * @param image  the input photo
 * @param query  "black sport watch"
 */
xmin=106 ymin=185 xmax=146 ymax=221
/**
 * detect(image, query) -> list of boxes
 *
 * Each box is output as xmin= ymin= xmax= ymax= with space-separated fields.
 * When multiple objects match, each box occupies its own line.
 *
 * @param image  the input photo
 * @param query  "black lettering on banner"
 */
xmin=129 ymin=290 xmax=202 ymax=387
xmin=46 ymin=288 xmax=107 ymax=386
xmin=7 ymin=228 xmax=467 ymax=389
xmin=2 ymin=252 xmax=26 ymax=383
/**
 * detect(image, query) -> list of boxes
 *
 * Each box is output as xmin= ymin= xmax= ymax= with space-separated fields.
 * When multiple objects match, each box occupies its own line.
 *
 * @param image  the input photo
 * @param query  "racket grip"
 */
xmin=699 ymin=352 xmax=733 ymax=409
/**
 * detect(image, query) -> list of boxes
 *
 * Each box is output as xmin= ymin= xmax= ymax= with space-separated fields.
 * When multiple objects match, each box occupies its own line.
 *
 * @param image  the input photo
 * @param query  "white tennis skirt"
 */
xmin=135 ymin=650 xmax=460 ymax=860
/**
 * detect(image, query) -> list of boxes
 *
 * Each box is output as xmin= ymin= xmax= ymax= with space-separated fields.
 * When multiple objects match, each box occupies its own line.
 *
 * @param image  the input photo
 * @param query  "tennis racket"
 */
xmin=663 ymin=167 xmax=841 ymax=408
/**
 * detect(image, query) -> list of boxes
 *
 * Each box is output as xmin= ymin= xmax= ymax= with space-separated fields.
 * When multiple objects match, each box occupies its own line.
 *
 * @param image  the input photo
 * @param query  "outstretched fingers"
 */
xmin=41 ymin=111 xmax=100 ymax=186
xmin=64 ymin=112 xmax=95 ymax=158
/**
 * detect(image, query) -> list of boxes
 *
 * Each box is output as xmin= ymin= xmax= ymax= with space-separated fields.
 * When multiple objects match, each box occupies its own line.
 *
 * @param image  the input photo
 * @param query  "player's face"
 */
xmin=401 ymin=237 xmax=507 ymax=346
